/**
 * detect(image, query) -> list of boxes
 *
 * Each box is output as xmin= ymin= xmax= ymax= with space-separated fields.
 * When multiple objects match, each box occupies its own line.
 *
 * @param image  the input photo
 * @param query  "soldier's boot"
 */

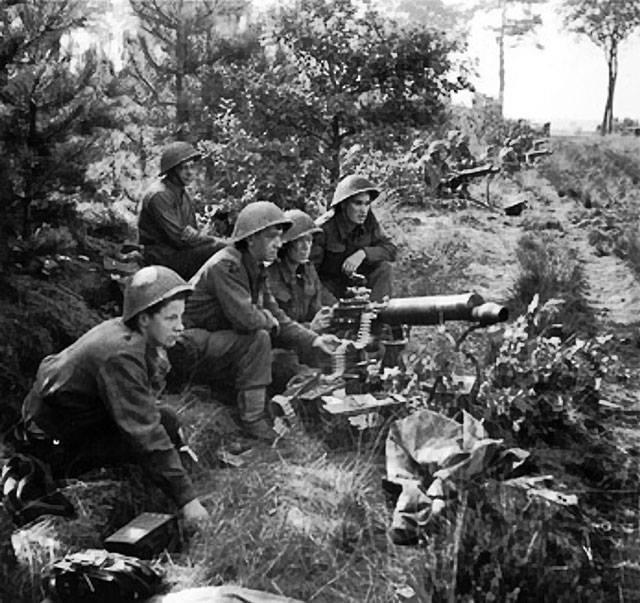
xmin=237 ymin=389 xmax=279 ymax=443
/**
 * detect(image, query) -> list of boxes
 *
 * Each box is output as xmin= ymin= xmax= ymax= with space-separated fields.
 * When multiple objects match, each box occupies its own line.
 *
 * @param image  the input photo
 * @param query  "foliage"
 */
xmin=0 ymin=0 xmax=116 ymax=243
xmin=478 ymin=295 xmax=626 ymax=445
xmin=249 ymin=0 xmax=470 ymax=183
xmin=126 ymin=0 xmax=252 ymax=133
xmin=563 ymin=0 xmax=640 ymax=134
xmin=509 ymin=231 xmax=592 ymax=333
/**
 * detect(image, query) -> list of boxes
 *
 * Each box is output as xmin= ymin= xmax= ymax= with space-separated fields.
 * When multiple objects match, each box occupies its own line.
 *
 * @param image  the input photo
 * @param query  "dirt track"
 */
xmin=398 ymin=170 xmax=640 ymax=329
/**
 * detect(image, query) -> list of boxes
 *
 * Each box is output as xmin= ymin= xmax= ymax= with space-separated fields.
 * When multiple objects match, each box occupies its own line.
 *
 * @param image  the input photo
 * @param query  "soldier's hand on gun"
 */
xmin=310 ymin=306 xmax=333 ymax=332
xmin=312 ymin=334 xmax=343 ymax=355
xmin=342 ymin=249 xmax=366 ymax=276
xmin=263 ymin=309 xmax=280 ymax=332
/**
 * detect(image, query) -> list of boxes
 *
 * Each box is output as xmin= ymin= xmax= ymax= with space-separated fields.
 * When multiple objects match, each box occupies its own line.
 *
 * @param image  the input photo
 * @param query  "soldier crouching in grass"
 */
xmin=138 ymin=141 xmax=226 ymax=280
xmin=311 ymin=175 xmax=397 ymax=305
xmin=17 ymin=266 xmax=209 ymax=524
xmin=170 ymin=201 xmax=341 ymax=443
xmin=267 ymin=209 xmax=334 ymax=388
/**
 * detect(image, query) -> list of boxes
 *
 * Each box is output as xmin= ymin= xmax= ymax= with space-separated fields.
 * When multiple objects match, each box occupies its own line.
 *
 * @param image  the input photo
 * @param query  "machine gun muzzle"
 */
xmin=376 ymin=292 xmax=508 ymax=326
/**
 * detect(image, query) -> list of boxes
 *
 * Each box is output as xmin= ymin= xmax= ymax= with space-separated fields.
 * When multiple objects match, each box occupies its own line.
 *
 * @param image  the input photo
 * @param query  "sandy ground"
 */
xmin=396 ymin=171 xmax=640 ymax=329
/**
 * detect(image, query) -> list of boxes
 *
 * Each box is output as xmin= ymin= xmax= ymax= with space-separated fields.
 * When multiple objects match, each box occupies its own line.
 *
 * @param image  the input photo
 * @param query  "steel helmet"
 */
xmin=159 ymin=141 xmax=201 ymax=175
xmin=282 ymin=209 xmax=321 ymax=244
xmin=427 ymin=140 xmax=448 ymax=157
xmin=330 ymin=175 xmax=380 ymax=209
xmin=123 ymin=265 xmax=192 ymax=322
xmin=230 ymin=201 xmax=292 ymax=242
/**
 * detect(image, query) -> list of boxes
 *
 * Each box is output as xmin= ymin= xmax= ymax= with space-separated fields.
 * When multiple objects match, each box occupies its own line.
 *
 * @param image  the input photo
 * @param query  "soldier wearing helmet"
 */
xmin=421 ymin=140 xmax=453 ymax=197
xmin=310 ymin=174 xmax=397 ymax=303
xmin=170 ymin=201 xmax=341 ymax=442
xmin=267 ymin=209 xmax=331 ymax=331
xmin=138 ymin=141 xmax=225 ymax=279
xmin=18 ymin=266 xmax=209 ymax=524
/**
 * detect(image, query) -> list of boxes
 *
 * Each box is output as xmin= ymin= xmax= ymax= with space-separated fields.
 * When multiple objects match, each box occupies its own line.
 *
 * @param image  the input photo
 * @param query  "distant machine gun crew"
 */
xmin=311 ymin=175 xmax=397 ymax=305
xmin=421 ymin=136 xmax=498 ymax=199
xmin=138 ymin=141 xmax=226 ymax=280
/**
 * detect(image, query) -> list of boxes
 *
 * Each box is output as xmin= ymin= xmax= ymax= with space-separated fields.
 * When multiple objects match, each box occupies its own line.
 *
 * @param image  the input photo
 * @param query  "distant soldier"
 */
xmin=422 ymin=140 xmax=451 ymax=197
xmin=172 ymin=201 xmax=340 ymax=442
xmin=18 ymin=266 xmax=209 ymax=523
xmin=138 ymin=141 xmax=225 ymax=280
xmin=311 ymin=175 xmax=397 ymax=304
xmin=449 ymin=133 xmax=476 ymax=170
xmin=499 ymin=138 xmax=520 ymax=173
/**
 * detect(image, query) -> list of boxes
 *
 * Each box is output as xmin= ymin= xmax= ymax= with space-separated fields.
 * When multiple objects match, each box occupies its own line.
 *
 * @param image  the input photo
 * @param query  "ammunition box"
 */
xmin=104 ymin=512 xmax=179 ymax=559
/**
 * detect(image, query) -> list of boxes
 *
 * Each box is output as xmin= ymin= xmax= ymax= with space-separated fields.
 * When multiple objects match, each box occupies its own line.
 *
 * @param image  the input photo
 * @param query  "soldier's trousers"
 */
xmin=320 ymin=260 xmax=393 ymax=304
xmin=168 ymin=328 xmax=272 ymax=392
xmin=19 ymin=405 xmax=182 ymax=481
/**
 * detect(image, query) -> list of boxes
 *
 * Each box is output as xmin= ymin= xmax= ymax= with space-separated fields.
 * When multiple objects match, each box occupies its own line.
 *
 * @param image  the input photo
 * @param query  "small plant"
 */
xmin=477 ymin=295 xmax=626 ymax=446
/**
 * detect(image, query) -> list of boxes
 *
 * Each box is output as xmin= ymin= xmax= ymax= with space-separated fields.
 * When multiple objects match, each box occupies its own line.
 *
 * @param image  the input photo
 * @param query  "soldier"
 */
xmin=172 ymin=201 xmax=340 ymax=442
xmin=311 ymin=175 xmax=397 ymax=304
xmin=18 ymin=266 xmax=209 ymax=523
xmin=422 ymin=140 xmax=451 ymax=197
xmin=138 ymin=141 xmax=225 ymax=280
xmin=267 ymin=209 xmax=331 ymax=331
xmin=499 ymin=138 xmax=521 ymax=173
xmin=449 ymin=133 xmax=476 ymax=170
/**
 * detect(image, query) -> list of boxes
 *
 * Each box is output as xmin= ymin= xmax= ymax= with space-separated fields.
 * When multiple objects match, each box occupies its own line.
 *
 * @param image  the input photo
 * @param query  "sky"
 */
xmin=461 ymin=1 xmax=640 ymax=131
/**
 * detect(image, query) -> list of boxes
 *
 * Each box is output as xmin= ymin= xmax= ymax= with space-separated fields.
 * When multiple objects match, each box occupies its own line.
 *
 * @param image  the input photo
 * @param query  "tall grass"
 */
xmin=509 ymin=232 xmax=593 ymax=333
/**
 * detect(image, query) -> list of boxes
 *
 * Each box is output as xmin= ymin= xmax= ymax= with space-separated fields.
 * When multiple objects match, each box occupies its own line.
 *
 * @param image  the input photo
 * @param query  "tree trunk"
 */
xmin=175 ymin=1 xmax=189 ymax=135
xmin=497 ymin=0 xmax=506 ymax=117
xmin=23 ymin=98 xmax=38 ymax=237
xmin=602 ymin=42 xmax=618 ymax=135
xmin=328 ymin=116 xmax=342 ymax=207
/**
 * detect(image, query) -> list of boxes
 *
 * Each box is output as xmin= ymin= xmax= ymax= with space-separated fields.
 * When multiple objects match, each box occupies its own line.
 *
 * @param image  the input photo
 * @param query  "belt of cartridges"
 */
xmin=328 ymin=311 xmax=375 ymax=379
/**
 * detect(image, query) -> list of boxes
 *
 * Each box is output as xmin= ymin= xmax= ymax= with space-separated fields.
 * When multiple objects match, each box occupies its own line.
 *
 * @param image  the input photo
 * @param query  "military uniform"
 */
xmin=21 ymin=318 xmax=195 ymax=508
xmin=266 ymin=260 xmax=322 ymax=327
xmin=311 ymin=208 xmax=396 ymax=303
xmin=138 ymin=178 xmax=224 ymax=280
xmin=173 ymin=246 xmax=318 ymax=392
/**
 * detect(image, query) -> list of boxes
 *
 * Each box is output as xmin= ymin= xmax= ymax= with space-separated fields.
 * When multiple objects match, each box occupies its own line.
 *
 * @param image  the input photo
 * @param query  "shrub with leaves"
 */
xmin=477 ymin=295 xmax=627 ymax=446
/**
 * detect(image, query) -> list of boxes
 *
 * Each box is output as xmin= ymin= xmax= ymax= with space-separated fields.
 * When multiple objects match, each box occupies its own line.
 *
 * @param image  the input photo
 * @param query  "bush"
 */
xmin=509 ymin=232 xmax=592 ymax=333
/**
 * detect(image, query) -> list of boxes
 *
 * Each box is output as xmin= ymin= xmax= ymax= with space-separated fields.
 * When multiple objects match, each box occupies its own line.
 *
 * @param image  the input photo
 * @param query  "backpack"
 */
xmin=1 ymin=453 xmax=75 ymax=526
xmin=43 ymin=548 xmax=163 ymax=603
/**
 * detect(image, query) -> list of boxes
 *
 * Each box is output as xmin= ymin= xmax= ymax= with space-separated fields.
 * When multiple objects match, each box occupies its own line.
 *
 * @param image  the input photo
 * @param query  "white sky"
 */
xmin=463 ymin=1 xmax=640 ymax=130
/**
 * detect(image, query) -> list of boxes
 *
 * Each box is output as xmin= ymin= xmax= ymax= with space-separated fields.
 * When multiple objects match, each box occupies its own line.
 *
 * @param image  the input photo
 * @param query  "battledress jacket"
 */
xmin=21 ymin=318 xmax=196 ymax=507
xmin=266 ymin=259 xmax=322 ymax=326
xmin=310 ymin=209 xmax=397 ymax=282
xmin=184 ymin=246 xmax=318 ymax=351
xmin=138 ymin=178 xmax=211 ymax=256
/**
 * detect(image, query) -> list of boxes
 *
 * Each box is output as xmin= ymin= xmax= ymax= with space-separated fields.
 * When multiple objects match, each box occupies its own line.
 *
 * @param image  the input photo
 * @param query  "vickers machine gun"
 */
xmin=290 ymin=281 xmax=508 ymax=446
xmin=524 ymin=148 xmax=553 ymax=164
xmin=323 ymin=281 xmax=508 ymax=396
xmin=444 ymin=164 xmax=500 ymax=192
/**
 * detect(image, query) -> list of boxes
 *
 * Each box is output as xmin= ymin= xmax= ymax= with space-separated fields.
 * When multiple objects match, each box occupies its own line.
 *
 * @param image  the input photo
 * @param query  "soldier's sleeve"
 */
xmin=146 ymin=189 xmax=211 ymax=249
xmin=97 ymin=353 xmax=196 ymax=507
xmin=264 ymin=280 xmax=317 ymax=350
xmin=210 ymin=260 xmax=276 ymax=332
xmin=362 ymin=217 xmax=397 ymax=264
